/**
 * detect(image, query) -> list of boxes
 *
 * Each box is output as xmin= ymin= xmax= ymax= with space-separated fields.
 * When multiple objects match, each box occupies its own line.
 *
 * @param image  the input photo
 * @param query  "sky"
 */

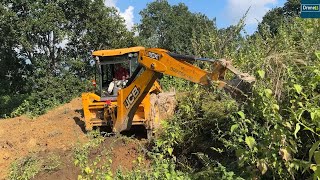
xmin=104 ymin=0 xmax=287 ymax=34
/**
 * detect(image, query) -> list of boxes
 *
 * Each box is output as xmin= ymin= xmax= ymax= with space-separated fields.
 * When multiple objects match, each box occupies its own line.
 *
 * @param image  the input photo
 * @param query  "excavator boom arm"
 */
xmin=146 ymin=49 xmax=227 ymax=83
xmin=113 ymin=48 xmax=255 ymax=132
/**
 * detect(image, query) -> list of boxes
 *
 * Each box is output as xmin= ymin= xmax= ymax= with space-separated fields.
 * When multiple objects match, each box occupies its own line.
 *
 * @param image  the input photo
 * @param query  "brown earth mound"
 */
xmin=87 ymin=137 xmax=149 ymax=174
xmin=0 ymin=98 xmax=88 ymax=179
xmin=0 ymin=97 xmax=155 ymax=179
xmin=34 ymin=137 xmax=148 ymax=180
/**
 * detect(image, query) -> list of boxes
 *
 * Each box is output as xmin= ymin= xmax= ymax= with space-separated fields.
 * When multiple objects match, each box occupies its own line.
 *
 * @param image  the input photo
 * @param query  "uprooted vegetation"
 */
xmin=1 ymin=0 xmax=320 ymax=179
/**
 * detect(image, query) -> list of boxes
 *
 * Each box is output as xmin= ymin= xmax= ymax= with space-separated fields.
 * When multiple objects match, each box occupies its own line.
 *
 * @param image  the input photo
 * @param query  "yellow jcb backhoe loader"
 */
xmin=81 ymin=46 xmax=255 ymax=138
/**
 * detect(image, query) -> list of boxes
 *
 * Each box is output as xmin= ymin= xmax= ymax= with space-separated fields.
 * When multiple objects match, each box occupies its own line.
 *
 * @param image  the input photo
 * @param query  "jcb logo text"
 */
xmin=124 ymin=86 xmax=140 ymax=109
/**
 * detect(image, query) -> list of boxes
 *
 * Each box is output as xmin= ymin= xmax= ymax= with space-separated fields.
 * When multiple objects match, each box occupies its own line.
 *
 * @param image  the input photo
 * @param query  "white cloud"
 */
xmin=120 ymin=6 xmax=134 ymax=30
xmin=226 ymin=0 xmax=278 ymax=25
xmin=104 ymin=0 xmax=134 ymax=31
xmin=104 ymin=0 xmax=117 ymax=8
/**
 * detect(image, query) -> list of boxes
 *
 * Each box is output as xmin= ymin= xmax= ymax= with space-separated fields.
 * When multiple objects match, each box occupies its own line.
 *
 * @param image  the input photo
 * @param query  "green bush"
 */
xmin=10 ymin=74 xmax=91 ymax=117
xmin=153 ymin=18 xmax=320 ymax=179
xmin=0 ymin=94 xmax=28 ymax=118
xmin=8 ymin=153 xmax=61 ymax=180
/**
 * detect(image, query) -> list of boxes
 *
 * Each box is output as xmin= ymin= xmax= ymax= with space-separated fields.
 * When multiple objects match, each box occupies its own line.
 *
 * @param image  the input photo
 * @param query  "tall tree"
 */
xmin=0 ymin=0 xmax=135 ymax=116
xmin=258 ymin=0 xmax=300 ymax=35
xmin=1 ymin=0 xmax=134 ymax=85
xmin=0 ymin=3 xmax=29 ymax=94
xmin=283 ymin=0 xmax=300 ymax=16
xmin=138 ymin=0 xmax=216 ymax=55
xmin=258 ymin=7 xmax=284 ymax=35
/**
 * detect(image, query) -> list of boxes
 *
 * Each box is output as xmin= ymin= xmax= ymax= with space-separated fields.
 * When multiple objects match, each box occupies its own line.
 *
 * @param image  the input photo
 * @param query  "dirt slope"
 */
xmin=0 ymin=97 xmax=155 ymax=180
xmin=33 ymin=137 xmax=148 ymax=180
xmin=0 ymin=98 xmax=88 ymax=179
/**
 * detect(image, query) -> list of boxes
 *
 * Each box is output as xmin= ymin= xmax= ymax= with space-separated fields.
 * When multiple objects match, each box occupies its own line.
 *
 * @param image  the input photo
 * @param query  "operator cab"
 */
xmin=92 ymin=47 xmax=144 ymax=100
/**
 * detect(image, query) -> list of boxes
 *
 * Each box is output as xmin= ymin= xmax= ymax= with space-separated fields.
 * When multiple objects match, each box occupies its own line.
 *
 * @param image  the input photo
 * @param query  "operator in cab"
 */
xmin=107 ymin=64 xmax=130 ymax=96
xmin=115 ymin=64 xmax=129 ymax=80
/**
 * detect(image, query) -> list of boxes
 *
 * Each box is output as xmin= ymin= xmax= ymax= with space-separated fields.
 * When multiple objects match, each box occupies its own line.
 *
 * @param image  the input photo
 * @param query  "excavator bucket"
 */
xmin=210 ymin=59 xmax=256 ymax=97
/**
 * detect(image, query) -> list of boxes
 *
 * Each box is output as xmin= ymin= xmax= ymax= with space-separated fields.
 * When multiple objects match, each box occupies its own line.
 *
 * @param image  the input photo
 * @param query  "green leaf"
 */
xmin=167 ymin=147 xmax=173 ymax=156
xmin=231 ymin=124 xmax=239 ymax=133
xmin=210 ymin=147 xmax=224 ymax=153
xmin=137 ymin=156 xmax=143 ymax=163
xmin=316 ymin=51 xmax=320 ymax=60
xmin=311 ymin=112 xmax=315 ymax=121
xmin=235 ymin=148 xmax=245 ymax=158
xmin=309 ymin=141 xmax=320 ymax=162
xmin=238 ymin=111 xmax=245 ymax=119
xmin=310 ymin=164 xmax=317 ymax=172
xmin=74 ymin=159 xmax=79 ymax=166
xmin=311 ymin=110 xmax=320 ymax=121
xmin=85 ymin=167 xmax=92 ymax=174
xmin=238 ymin=137 xmax=243 ymax=142
xmin=257 ymin=70 xmax=265 ymax=79
xmin=294 ymin=123 xmax=301 ymax=139
xmin=257 ymin=160 xmax=268 ymax=175
xmin=105 ymin=175 xmax=113 ymax=180
xmin=264 ymin=89 xmax=273 ymax=97
xmin=294 ymin=84 xmax=302 ymax=94
xmin=272 ymin=104 xmax=280 ymax=111
xmin=314 ymin=151 xmax=320 ymax=164
xmin=245 ymin=136 xmax=256 ymax=150
xmin=314 ymin=168 xmax=320 ymax=180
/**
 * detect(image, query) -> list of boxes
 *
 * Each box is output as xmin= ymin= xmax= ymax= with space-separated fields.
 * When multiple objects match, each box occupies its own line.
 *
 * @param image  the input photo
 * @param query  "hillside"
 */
xmin=0 ymin=98 xmax=147 ymax=180
xmin=1 ymin=0 xmax=320 ymax=179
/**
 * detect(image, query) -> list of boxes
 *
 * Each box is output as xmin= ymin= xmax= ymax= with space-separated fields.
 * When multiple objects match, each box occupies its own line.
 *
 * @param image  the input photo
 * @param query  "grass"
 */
xmin=9 ymin=155 xmax=42 ymax=180
xmin=8 ymin=153 xmax=61 ymax=180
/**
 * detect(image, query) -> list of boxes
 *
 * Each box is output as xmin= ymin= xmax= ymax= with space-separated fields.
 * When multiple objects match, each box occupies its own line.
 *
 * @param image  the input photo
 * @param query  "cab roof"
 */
xmin=92 ymin=46 xmax=145 ymax=57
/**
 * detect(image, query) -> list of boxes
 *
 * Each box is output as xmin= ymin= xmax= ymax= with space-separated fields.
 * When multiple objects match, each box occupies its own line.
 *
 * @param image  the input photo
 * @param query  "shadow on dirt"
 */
xmin=73 ymin=109 xmax=148 ymax=139
xmin=121 ymin=125 xmax=148 ymax=140
xmin=73 ymin=117 xmax=87 ymax=134
xmin=75 ymin=109 xmax=84 ymax=118
xmin=73 ymin=109 xmax=86 ymax=133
